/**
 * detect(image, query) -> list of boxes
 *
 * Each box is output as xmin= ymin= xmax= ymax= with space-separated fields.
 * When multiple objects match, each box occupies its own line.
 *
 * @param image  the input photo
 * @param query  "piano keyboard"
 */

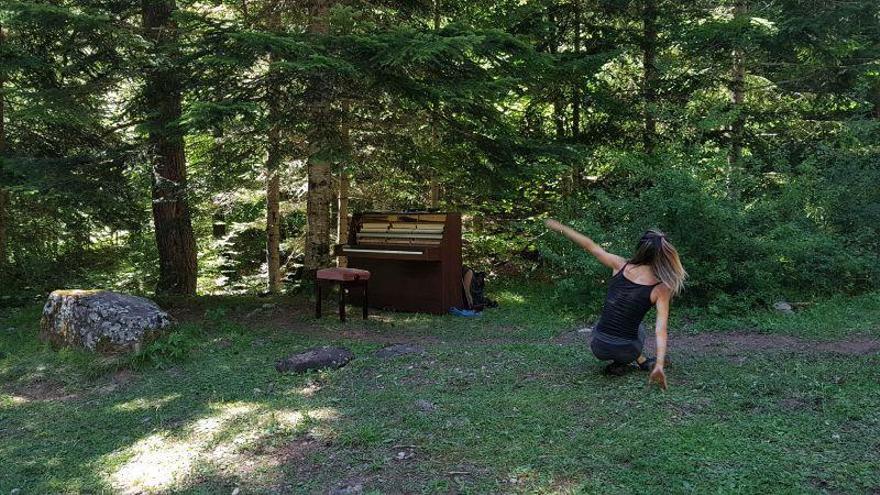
xmin=341 ymin=248 xmax=424 ymax=255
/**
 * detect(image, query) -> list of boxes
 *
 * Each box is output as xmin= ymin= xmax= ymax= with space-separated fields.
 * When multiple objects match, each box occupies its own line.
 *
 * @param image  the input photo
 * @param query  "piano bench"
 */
xmin=315 ymin=268 xmax=371 ymax=322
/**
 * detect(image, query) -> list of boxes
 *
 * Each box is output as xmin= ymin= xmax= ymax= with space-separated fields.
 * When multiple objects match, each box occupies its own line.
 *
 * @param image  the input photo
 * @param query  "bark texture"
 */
xmin=336 ymin=173 xmax=349 ymax=267
xmin=0 ymin=22 xmax=8 ymax=267
xmin=142 ymin=0 xmax=198 ymax=295
xmin=303 ymin=0 xmax=335 ymax=273
xmin=265 ymin=17 xmax=284 ymax=294
xmin=642 ymin=0 xmax=658 ymax=154
xmin=728 ymin=0 xmax=747 ymax=198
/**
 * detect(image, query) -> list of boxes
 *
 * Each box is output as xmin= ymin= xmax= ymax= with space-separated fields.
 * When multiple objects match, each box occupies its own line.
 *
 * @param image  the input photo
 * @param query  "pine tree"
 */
xmin=142 ymin=0 xmax=198 ymax=295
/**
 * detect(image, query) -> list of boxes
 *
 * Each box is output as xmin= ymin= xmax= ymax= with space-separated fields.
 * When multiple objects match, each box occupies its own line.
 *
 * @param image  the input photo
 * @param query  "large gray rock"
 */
xmin=275 ymin=346 xmax=354 ymax=373
xmin=40 ymin=290 xmax=175 ymax=354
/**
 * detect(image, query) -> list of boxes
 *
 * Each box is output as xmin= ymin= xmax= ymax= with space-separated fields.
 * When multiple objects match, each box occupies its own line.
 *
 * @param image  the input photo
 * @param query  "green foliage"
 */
xmin=130 ymin=325 xmax=199 ymax=369
xmin=535 ymin=147 xmax=880 ymax=311
xmin=2 ymin=0 xmax=879 ymax=318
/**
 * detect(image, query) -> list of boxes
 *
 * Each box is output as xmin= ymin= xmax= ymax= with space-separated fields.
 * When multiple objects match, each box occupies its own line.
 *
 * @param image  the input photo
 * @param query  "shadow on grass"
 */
xmin=0 ymin=308 xmax=353 ymax=494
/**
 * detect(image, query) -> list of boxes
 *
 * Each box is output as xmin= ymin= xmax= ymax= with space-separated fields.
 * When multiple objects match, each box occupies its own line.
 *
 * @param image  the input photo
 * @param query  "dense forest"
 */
xmin=1 ymin=0 xmax=879 ymax=312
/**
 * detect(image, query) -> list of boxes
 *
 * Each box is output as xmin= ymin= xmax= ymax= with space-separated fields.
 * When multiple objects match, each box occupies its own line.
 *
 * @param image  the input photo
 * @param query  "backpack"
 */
xmin=461 ymin=266 xmax=497 ymax=311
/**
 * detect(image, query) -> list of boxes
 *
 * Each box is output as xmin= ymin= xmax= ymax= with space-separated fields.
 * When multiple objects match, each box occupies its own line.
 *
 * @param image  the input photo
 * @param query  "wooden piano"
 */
xmin=334 ymin=212 xmax=463 ymax=314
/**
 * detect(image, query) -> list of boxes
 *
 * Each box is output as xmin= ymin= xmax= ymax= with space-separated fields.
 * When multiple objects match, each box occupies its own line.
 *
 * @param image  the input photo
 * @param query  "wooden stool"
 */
xmin=315 ymin=268 xmax=371 ymax=322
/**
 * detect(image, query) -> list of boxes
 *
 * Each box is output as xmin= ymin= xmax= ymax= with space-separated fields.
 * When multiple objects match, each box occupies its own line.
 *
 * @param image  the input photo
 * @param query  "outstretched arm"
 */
xmin=649 ymin=287 xmax=672 ymax=390
xmin=544 ymin=219 xmax=626 ymax=271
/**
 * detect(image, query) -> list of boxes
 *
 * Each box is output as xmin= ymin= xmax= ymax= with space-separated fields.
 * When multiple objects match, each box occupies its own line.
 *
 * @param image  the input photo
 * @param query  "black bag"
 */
xmin=462 ymin=266 xmax=497 ymax=311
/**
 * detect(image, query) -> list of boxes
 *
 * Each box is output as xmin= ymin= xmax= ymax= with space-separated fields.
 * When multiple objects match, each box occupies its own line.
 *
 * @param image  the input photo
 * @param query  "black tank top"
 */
xmin=595 ymin=263 xmax=659 ymax=341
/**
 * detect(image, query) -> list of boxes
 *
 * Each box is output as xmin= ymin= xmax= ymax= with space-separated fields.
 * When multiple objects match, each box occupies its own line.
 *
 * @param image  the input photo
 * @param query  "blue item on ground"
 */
xmin=449 ymin=307 xmax=480 ymax=317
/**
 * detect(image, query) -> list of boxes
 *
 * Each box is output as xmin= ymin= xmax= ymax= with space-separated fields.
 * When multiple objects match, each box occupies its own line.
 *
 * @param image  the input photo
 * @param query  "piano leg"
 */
xmin=316 ymin=281 xmax=322 ymax=319
xmin=339 ymin=283 xmax=346 ymax=322
xmin=362 ymin=280 xmax=369 ymax=320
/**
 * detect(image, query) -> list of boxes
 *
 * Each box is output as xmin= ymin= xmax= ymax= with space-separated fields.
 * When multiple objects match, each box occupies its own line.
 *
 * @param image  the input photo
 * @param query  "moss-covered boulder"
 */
xmin=40 ymin=290 xmax=175 ymax=354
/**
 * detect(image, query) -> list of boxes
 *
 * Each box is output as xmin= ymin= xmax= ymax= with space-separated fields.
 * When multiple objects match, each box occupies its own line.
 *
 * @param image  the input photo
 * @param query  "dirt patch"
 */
xmin=552 ymin=327 xmax=593 ymax=345
xmin=97 ymin=368 xmax=138 ymax=395
xmin=641 ymin=332 xmax=880 ymax=357
xmin=273 ymin=434 xmax=325 ymax=466
xmin=777 ymin=396 xmax=824 ymax=412
xmin=4 ymin=377 xmax=78 ymax=402
xmin=270 ymin=321 xmax=444 ymax=346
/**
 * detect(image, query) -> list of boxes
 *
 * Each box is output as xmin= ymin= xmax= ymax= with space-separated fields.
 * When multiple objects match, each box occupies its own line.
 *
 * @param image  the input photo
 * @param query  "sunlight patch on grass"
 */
xmin=496 ymin=290 xmax=527 ymax=305
xmin=277 ymin=406 xmax=338 ymax=426
xmin=296 ymin=383 xmax=322 ymax=397
xmin=108 ymin=402 xmax=256 ymax=493
xmin=105 ymin=402 xmax=339 ymax=493
xmin=112 ymin=394 xmax=181 ymax=413
xmin=2 ymin=394 xmax=30 ymax=405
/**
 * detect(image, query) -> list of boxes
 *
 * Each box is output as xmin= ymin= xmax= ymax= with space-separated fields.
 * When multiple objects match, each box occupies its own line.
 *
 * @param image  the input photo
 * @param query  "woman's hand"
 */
xmin=544 ymin=218 xmax=564 ymax=232
xmin=649 ymin=366 xmax=668 ymax=390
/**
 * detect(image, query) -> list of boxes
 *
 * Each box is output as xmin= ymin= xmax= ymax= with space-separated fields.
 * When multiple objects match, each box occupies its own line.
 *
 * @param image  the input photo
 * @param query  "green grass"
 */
xmin=1 ymin=285 xmax=879 ymax=494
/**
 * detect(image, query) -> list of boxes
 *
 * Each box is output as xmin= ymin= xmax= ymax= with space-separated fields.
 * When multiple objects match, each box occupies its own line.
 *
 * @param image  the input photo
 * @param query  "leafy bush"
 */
xmin=131 ymin=326 xmax=199 ymax=369
xmin=533 ymin=149 xmax=880 ymax=311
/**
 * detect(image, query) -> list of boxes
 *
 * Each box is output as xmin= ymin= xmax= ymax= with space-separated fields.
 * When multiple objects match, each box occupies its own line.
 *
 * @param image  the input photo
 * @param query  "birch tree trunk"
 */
xmin=303 ymin=0 xmax=334 ymax=273
xmin=265 ymin=10 xmax=283 ymax=294
xmin=336 ymin=173 xmax=349 ymax=267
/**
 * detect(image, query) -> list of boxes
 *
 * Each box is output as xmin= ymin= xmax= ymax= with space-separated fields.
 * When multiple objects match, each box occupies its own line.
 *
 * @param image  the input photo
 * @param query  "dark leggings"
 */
xmin=590 ymin=325 xmax=646 ymax=365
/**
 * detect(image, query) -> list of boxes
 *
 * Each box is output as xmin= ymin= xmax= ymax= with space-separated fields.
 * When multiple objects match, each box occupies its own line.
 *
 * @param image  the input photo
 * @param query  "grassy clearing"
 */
xmin=1 ymin=284 xmax=879 ymax=494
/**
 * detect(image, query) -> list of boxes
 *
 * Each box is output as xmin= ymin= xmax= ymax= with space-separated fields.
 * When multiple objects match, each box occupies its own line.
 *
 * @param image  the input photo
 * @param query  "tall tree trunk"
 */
xmin=303 ymin=0 xmax=334 ymax=273
xmin=553 ymin=99 xmax=565 ymax=139
xmin=142 ymin=0 xmax=198 ymax=295
xmin=571 ymin=0 xmax=581 ymax=139
xmin=266 ymin=117 xmax=283 ymax=293
xmin=265 ymin=11 xmax=283 ymax=294
xmin=870 ymin=78 xmax=880 ymax=120
xmin=0 ymin=188 xmax=8 ymax=267
xmin=0 ymin=22 xmax=7 ymax=267
xmin=429 ymin=0 xmax=441 ymax=208
xmin=642 ymin=0 xmax=658 ymax=154
xmin=336 ymin=173 xmax=349 ymax=267
xmin=728 ymin=0 xmax=747 ymax=198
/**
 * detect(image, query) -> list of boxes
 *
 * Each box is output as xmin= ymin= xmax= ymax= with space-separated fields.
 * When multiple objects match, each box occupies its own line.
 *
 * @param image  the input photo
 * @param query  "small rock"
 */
xmin=11 ymin=489 xmax=22 ymax=495
xmin=414 ymin=399 xmax=437 ymax=413
xmin=231 ymin=488 xmax=240 ymax=495
xmin=374 ymin=343 xmax=426 ymax=359
xmin=773 ymin=301 xmax=794 ymax=314
xmin=394 ymin=450 xmax=414 ymax=461
xmin=329 ymin=483 xmax=363 ymax=495
xmin=275 ymin=346 xmax=355 ymax=373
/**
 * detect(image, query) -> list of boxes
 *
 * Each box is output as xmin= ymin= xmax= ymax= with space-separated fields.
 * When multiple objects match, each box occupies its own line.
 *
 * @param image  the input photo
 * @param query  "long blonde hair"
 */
xmin=630 ymin=229 xmax=687 ymax=295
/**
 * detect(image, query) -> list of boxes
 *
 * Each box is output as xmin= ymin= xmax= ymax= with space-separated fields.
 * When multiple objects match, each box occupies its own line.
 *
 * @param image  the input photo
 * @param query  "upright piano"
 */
xmin=334 ymin=212 xmax=463 ymax=314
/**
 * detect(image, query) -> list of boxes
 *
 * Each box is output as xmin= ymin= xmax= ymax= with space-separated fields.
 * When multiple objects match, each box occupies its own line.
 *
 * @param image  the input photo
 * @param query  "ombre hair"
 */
xmin=629 ymin=229 xmax=687 ymax=295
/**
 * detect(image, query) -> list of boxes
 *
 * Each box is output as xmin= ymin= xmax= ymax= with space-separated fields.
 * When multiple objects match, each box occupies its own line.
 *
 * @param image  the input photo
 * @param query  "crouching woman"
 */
xmin=545 ymin=219 xmax=687 ymax=389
